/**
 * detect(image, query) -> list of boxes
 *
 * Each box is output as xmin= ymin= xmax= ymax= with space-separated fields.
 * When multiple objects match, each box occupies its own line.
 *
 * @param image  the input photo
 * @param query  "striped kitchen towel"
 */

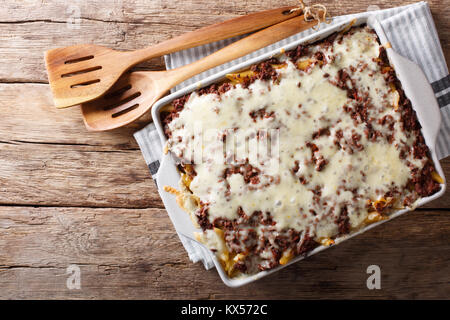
xmin=134 ymin=1 xmax=450 ymax=270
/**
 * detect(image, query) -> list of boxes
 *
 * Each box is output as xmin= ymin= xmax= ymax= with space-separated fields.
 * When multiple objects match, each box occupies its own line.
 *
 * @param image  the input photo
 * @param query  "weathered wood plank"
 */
xmin=0 ymin=20 xmax=168 ymax=83
xmin=0 ymin=0 xmax=448 ymax=83
xmin=0 ymin=207 xmax=182 ymax=267
xmin=0 ymin=142 xmax=161 ymax=208
xmin=0 ymin=83 xmax=149 ymax=149
xmin=0 ymin=206 xmax=448 ymax=299
xmin=2 ymin=0 xmax=448 ymax=26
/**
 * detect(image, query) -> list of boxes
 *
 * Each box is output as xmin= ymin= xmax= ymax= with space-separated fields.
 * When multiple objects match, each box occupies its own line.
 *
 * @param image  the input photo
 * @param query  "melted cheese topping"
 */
xmin=165 ymin=27 xmax=429 ymax=272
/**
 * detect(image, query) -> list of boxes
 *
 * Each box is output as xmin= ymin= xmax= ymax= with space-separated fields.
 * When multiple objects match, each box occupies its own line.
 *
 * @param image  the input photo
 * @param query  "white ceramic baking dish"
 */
xmin=151 ymin=16 xmax=447 ymax=288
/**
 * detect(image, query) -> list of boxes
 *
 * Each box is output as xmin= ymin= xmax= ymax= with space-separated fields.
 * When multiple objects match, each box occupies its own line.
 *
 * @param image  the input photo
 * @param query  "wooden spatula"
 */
xmin=81 ymin=15 xmax=317 ymax=131
xmin=45 ymin=6 xmax=302 ymax=109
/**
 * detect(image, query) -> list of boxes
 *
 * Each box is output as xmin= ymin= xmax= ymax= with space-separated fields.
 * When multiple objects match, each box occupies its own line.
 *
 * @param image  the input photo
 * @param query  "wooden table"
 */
xmin=0 ymin=0 xmax=449 ymax=299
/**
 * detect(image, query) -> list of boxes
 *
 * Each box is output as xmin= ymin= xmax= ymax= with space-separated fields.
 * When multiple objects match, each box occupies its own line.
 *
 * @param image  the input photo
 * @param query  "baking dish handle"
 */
xmin=156 ymin=154 xmax=202 ymax=242
xmin=386 ymin=49 xmax=442 ymax=151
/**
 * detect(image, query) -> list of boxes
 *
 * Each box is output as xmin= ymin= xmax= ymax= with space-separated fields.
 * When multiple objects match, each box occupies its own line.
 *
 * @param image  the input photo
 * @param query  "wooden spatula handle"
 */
xmin=166 ymin=15 xmax=316 ymax=87
xmin=128 ymin=6 xmax=301 ymax=64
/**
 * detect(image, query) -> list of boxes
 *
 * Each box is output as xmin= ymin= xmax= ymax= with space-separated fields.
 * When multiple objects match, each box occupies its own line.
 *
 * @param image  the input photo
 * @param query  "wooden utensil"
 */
xmin=45 ymin=6 xmax=302 ymax=109
xmin=81 ymin=15 xmax=317 ymax=131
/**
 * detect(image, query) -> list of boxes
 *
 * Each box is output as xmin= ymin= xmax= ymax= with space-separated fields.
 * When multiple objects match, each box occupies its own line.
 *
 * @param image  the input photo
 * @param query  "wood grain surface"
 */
xmin=0 ymin=0 xmax=449 ymax=299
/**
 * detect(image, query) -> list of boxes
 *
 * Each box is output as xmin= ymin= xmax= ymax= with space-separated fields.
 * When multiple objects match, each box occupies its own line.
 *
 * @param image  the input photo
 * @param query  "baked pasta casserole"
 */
xmin=161 ymin=26 xmax=443 ymax=277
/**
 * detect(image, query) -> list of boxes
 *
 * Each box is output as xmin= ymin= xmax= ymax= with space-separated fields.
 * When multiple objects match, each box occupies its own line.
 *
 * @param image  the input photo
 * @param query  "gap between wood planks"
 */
xmin=0 ymin=139 xmax=139 ymax=150
xmin=0 ymin=16 xmax=228 ymax=26
xmin=0 ymin=203 xmax=165 ymax=209
xmin=0 ymin=204 xmax=447 ymax=211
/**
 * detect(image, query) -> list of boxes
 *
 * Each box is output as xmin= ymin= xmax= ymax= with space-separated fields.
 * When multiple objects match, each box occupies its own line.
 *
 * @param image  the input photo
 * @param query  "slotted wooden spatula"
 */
xmin=45 ymin=6 xmax=302 ymax=109
xmin=81 ymin=15 xmax=317 ymax=131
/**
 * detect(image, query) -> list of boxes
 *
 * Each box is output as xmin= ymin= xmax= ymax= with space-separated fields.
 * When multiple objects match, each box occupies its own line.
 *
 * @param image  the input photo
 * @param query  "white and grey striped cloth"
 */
xmin=134 ymin=1 xmax=450 ymax=270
